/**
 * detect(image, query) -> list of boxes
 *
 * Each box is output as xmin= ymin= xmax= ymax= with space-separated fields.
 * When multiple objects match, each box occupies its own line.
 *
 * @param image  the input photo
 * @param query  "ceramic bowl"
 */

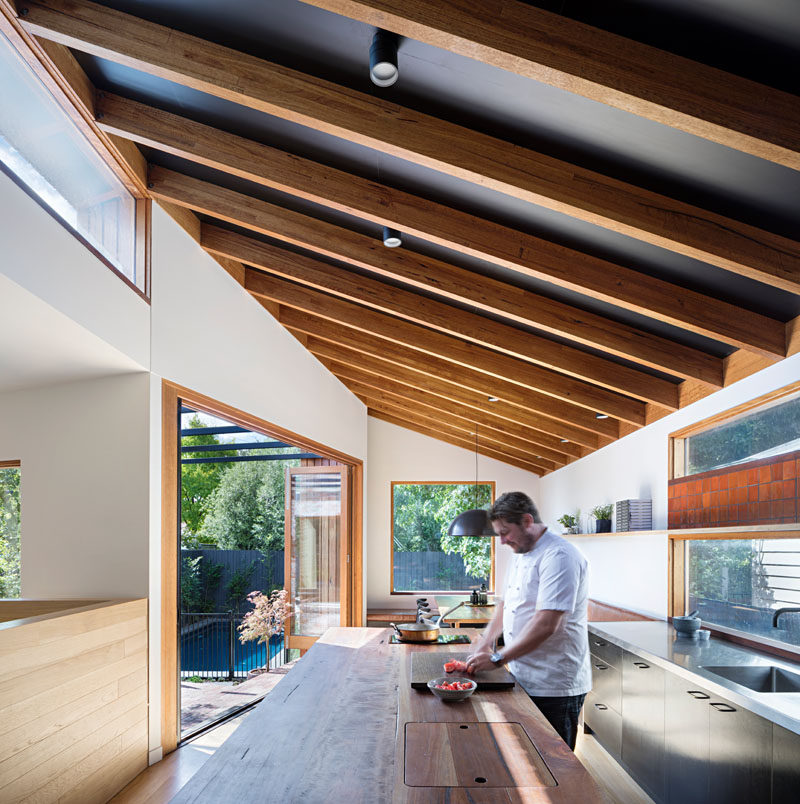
xmin=427 ymin=676 xmax=477 ymax=702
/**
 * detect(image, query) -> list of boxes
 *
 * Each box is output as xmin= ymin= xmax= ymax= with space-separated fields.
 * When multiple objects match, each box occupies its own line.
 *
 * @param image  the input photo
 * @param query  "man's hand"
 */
xmin=465 ymin=650 xmax=497 ymax=674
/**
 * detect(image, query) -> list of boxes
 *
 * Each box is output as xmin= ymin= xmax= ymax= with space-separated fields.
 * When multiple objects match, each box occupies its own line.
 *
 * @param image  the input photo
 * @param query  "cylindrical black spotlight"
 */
xmin=370 ymin=30 xmax=399 ymax=87
xmin=382 ymin=226 xmax=402 ymax=248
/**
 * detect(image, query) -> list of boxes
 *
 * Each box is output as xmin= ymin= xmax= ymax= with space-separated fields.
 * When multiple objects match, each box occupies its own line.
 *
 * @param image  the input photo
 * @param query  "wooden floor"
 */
xmin=575 ymin=732 xmax=655 ymax=804
xmin=111 ymin=713 xmax=652 ymax=804
xmin=110 ymin=711 xmax=251 ymax=804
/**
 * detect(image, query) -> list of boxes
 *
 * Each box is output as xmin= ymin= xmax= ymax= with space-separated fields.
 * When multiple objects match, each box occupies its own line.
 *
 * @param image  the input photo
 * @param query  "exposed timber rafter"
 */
xmin=279 ymin=311 xmax=614 ymax=447
xmin=317 ymin=356 xmax=571 ymax=467
xmin=351 ymin=387 xmax=555 ymax=472
xmin=243 ymin=268 xmax=648 ymax=425
xmin=199 ymin=223 xmax=679 ymax=408
xmin=363 ymin=405 xmax=547 ymax=475
xmin=18 ymin=0 xmax=800 ymax=295
xmin=305 ymin=338 xmax=586 ymax=459
xmin=93 ymin=93 xmax=762 ymax=372
xmin=300 ymin=0 xmax=800 ymax=171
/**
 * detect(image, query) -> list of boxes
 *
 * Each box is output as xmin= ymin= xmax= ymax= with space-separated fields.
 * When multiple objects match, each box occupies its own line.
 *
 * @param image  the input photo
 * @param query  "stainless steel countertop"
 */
xmin=588 ymin=620 xmax=800 ymax=735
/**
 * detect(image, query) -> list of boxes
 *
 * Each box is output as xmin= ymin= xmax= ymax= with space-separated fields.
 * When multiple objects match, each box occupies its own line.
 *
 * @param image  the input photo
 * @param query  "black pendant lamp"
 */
xmin=447 ymin=426 xmax=494 ymax=537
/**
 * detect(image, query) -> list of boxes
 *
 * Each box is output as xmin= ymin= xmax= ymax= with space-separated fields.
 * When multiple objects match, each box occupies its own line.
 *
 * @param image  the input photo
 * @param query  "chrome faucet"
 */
xmin=772 ymin=607 xmax=800 ymax=628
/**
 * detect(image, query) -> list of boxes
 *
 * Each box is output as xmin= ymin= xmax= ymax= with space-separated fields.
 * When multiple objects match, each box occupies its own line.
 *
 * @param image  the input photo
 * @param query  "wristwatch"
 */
xmin=489 ymin=651 xmax=504 ymax=665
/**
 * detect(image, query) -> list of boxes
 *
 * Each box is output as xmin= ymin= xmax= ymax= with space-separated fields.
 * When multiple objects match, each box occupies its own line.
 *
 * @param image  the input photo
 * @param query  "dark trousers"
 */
xmin=529 ymin=693 xmax=586 ymax=750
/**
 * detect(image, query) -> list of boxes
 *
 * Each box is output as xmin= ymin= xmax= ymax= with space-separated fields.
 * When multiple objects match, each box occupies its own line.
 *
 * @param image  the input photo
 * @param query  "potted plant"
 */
xmin=591 ymin=504 xmax=613 ymax=533
xmin=557 ymin=513 xmax=579 ymax=535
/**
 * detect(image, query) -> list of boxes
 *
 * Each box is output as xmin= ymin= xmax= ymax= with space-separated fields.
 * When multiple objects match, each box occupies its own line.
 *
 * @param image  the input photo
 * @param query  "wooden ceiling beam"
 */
xmin=302 ymin=0 xmax=800 ymax=171
xmin=244 ymin=269 xmax=648 ymax=425
xmin=96 ymin=94 xmax=731 ymax=379
xmin=202 ymin=203 xmax=719 ymax=387
xmin=289 ymin=318 xmax=611 ymax=447
xmin=354 ymin=390 xmax=555 ymax=473
xmin=318 ymin=357 xmax=571 ymax=466
xmin=200 ymin=223 xmax=679 ymax=408
xmin=280 ymin=311 xmax=613 ymax=446
xmin=366 ymin=407 xmax=545 ymax=475
xmin=307 ymin=338 xmax=584 ymax=458
xmin=20 ymin=0 xmax=800 ymax=296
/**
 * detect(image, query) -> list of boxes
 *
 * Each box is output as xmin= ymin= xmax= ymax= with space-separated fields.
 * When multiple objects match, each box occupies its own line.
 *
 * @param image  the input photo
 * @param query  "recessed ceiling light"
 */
xmin=487 ymin=396 xmax=499 ymax=402
xmin=595 ymin=412 xmax=609 ymax=419
xmin=369 ymin=30 xmax=399 ymax=87
xmin=382 ymin=226 xmax=402 ymax=247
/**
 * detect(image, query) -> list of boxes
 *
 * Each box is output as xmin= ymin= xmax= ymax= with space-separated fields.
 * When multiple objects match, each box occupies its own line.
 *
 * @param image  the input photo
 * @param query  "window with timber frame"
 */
xmin=669 ymin=382 xmax=800 ymax=654
xmin=391 ymin=481 xmax=495 ymax=595
xmin=0 ymin=27 xmax=149 ymax=296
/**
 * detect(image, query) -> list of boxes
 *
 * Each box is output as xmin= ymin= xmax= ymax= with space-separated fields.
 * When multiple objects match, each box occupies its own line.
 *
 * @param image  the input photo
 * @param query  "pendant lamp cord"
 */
xmin=474 ymin=425 xmax=478 ymax=508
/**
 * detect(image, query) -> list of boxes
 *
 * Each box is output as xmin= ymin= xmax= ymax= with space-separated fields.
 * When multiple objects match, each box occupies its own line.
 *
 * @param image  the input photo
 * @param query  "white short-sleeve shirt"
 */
xmin=502 ymin=528 xmax=591 ymax=697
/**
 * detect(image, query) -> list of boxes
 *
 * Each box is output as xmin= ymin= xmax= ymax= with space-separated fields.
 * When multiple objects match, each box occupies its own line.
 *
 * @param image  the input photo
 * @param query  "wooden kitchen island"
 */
xmin=171 ymin=627 xmax=602 ymax=803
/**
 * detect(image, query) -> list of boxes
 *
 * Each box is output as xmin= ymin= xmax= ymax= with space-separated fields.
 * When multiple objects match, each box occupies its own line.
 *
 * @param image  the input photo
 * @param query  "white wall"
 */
xmin=145 ymin=205 xmax=368 ymax=759
xmin=0 ymin=170 xmax=150 ymax=369
xmin=366 ymin=416 xmax=540 ymax=610
xmin=0 ymin=372 xmax=150 ymax=599
xmin=541 ymin=353 xmax=800 ymax=617
xmin=148 ymin=204 xmax=367 ymax=461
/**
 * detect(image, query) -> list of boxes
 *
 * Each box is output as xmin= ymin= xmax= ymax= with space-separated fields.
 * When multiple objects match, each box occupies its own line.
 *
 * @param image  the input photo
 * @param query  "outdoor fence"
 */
xmin=393 ymin=550 xmax=488 ymax=591
xmin=180 ymin=611 xmax=289 ymax=680
xmin=181 ymin=548 xmax=284 ymax=612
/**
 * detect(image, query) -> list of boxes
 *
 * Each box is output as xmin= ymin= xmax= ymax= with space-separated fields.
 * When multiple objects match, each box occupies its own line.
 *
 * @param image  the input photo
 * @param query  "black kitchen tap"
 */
xmin=772 ymin=607 xmax=800 ymax=628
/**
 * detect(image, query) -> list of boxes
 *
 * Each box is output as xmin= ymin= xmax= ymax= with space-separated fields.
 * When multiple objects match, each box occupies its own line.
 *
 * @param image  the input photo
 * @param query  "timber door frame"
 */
xmin=161 ymin=380 xmax=363 ymax=753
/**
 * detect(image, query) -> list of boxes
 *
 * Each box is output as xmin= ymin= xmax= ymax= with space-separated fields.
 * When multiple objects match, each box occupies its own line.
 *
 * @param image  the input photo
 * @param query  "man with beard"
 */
xmin=466 ymin=491 xmax=591 ymax=750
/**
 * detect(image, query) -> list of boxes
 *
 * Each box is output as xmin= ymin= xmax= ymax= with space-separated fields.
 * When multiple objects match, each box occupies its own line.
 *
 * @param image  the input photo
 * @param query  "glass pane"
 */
xmin=392 ymin=483 xmax=492 ymax=593
xmin=685 ymin=391 xmax=800 ymax=475
xmin=0 ymin=466 xmax=21 ymax=598
xmin=0 ymin=32 xmax=139 ymax=288
xmin=289 ymin=472 xmax=342 ymax=636
xmin=687 ymin=538 xmax=800 ymax=649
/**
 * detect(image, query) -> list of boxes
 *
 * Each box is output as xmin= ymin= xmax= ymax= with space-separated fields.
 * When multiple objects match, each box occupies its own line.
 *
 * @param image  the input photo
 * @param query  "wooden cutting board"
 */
xmin=410 ymin=652 xmax=515 ymax=690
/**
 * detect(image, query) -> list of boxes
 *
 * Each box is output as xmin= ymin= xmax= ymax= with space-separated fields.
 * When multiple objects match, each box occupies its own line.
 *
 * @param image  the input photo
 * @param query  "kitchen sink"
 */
xmin=703 ymin=665 xmax=800 ymax=693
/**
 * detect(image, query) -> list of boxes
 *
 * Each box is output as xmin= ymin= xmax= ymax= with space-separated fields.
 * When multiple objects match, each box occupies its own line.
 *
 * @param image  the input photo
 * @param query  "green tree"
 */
xmin=393 ymin=483 xmax=493 ymax=579
xmin=687 ymin=396 xmax=800 ymax=474
xmin=199 ymin=454 xmax=298 ymax=551
xmin=180 ymin=554 xmax=223 ymax=612
xmin=180 ymin=415 xmax=237 ymax=545
xmin=433 ymin=484 xmax=493 ymax=578
xmin=0 ymin=467 xmax=21 ymax=598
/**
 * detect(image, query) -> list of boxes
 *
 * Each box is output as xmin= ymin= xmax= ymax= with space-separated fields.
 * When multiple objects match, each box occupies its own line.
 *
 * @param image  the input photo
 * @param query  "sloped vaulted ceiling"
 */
xmin=7 ymin=0 xmax=800 ymax=474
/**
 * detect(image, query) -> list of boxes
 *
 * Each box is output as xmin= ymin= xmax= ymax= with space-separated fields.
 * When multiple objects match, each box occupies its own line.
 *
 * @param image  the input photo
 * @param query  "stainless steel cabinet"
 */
xmin=589 ymin=629 xmax=800 ymax=804
xmin=585 ymin=691 xmax=622 ymax=759
xmin=772 ymin=723 xmax=800 ymax=803
xmin=621 ymin=650 xmax=666 ymax=803
xmin=585 ymin=635 xmax=623 ymax=760
xmin=664 ymin=674 xmax=711 ymax=804
xmin=707 ymin=697 xmax=772 ymax=804
xmin=591 ymin=656 xmax=622 ymax=713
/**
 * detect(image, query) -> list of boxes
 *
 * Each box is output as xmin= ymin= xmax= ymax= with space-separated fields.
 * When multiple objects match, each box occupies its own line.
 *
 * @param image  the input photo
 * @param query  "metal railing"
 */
xmin=180 ymin=611 xmax=289 ymax=679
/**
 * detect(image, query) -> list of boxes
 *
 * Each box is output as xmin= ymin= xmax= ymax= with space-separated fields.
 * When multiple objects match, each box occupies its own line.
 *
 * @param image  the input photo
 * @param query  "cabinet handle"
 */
xmin=594 ymin=703 xmax=608 ymax=710
xmin=687 ymin=690 xmax=710 ymax=699
xmin=594 ymin=663 xmax=609 ymax=670
xmin=633 ymin=661 xmax=650 ymax=669
xmin=710 ymin=702 xmax=736 ymax=712
xmin=593 ymin=640 xmax=607 ymax=647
